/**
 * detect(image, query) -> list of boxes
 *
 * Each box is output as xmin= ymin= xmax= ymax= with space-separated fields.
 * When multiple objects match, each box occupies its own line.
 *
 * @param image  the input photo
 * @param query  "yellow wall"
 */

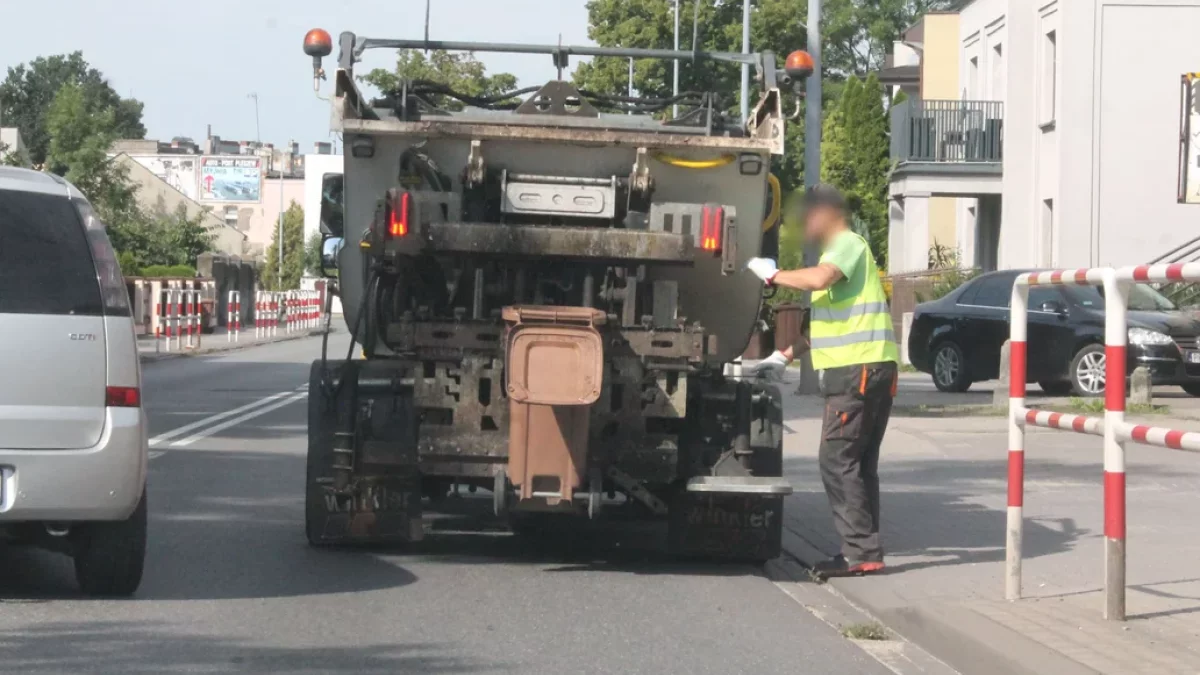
xmin=921 ymin=13 xmax=961 ymax=100
xmin=922 ymin=13 xmax=962 ymax=255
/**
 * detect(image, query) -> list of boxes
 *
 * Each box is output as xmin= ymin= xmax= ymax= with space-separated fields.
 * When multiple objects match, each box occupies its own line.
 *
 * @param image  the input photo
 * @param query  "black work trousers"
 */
xmin=818 ymin=361 xmax=897 ymax=564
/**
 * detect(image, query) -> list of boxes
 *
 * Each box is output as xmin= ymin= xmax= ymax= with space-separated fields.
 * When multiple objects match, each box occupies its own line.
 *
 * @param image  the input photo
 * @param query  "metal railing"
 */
xmin=1008 ymin=264 xmax=1200 ymax=622
xmin=891 ymin=99 xmax=1004 ymax=164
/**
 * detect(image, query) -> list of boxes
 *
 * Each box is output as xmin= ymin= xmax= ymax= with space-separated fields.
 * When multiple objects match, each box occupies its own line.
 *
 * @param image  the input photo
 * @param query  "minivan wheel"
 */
xmin=932 ymin=341 xmax=971 ymax=392
xmin=1070 ymin=344 xmax=1107 ymax=397
xmin=73 ymin=490 xmax=147 ymax=597
xmin=1181 ymin=383 xmax=1200 ymax=397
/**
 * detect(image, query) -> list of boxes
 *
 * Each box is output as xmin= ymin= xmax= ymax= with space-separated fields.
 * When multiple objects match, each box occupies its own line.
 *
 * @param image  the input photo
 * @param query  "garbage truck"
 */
xmin=302 ymin=28 xmax=814 ymax=561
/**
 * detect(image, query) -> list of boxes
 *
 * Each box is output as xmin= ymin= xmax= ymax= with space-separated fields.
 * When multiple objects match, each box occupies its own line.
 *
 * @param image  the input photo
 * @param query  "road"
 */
xmin=0 ymin=335 xmax=890 ymax=675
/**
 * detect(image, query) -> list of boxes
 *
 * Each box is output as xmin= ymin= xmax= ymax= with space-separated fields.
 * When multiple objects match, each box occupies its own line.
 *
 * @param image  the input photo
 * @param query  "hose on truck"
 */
xmin=649 ymin=151 xmax=783 ymax=233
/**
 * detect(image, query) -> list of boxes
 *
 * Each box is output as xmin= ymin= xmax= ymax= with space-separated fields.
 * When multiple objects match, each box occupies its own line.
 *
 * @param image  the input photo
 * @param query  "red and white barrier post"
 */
xmin=173 ymin=288 xmax=184 ymax=351
xmin=1006 ymin=264 xmax=1200 ymax=621
xmin=1102 ymin=269 xmax=1130 ymax=621
xmin=227 ymin=290 xmax=241 ymax=342
xmin=1007 ymin=280 xmax=1028 ymax=602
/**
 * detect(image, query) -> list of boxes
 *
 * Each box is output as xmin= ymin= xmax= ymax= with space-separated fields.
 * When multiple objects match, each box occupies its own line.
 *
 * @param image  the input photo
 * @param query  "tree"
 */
xmin=44 ymin=83 xmax=141 ymax=229
xmin=820 ymin=74 xmax=890 ymax=266
xmin=0 ymin=52 xmax=144 ymax=167
xmin=305 ymin=232 xmax=323 ymax=277
xmin=262 ymin=204 xmax=306 ymax=291
xmin=360 ymin=50 xmax=518 ymax=110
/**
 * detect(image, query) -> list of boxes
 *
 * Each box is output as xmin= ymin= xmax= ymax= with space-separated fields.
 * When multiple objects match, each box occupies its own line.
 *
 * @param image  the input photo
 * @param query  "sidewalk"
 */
xmin=138 ymin=323 xmax=334 ymax=362
xmin=776 ymin=371 xmax=1200 ymax=675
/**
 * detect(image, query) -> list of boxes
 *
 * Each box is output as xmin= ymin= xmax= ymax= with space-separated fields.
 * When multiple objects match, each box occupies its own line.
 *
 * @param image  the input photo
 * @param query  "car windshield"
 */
xmin=1066 ymin=284 xmax=1178 ymax=312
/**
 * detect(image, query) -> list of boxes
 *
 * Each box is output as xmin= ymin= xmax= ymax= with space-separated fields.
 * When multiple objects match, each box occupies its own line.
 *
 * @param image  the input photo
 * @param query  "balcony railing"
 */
xmin=891 ymin=99 xmax=1004 ymax=164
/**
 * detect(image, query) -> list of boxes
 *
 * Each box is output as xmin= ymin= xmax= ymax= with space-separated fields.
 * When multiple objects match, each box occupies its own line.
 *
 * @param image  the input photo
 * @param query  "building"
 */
xmin=884 ymin=0 xmax=1200 ymax=274
xmin=111 ymin=154 xmax=247 ymax=256
xmin=111 ymin=133 xmax=336 ymax=255
xmin=0 ymin=126 xmax=30 ymax=167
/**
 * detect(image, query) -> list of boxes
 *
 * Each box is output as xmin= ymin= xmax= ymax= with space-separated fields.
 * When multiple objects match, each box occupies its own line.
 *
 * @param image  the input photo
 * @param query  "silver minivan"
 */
xmin=0 ymin=167 xmax=148 ymax=596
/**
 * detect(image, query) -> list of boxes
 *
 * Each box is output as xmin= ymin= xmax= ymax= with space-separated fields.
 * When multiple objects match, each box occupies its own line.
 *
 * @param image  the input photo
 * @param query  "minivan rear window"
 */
xmin=0 ymin=189 xmax=104 ymax=316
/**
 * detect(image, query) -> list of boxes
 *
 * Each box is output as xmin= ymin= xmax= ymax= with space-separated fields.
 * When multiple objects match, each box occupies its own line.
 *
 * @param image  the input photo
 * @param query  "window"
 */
xmin=0 ymin=190 xmax=104 ymax=316
xmin=971 ymin=274 xmax=1015 ymax=308
xmin=968 ymin=56 xmax=980 ymax=98
xmin=224 ymin=205 xmax=238 ymax=228
xmin=1041 ymin=30 xmax=1057 ymax=124
xmin=1029 ymin=287 xmax=1063 ymax=311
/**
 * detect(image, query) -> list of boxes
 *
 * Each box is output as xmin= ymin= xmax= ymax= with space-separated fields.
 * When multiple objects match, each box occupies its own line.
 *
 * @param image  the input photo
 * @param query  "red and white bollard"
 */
xmin=1101 ymin=269 xmax=1129 ymax=622
xmin=227 ymin=290 xmax=241 ymax=342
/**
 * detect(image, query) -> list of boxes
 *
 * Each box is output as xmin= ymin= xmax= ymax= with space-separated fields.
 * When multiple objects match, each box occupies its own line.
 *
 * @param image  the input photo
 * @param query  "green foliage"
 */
xmin=0 ymin=52 xmax=144 ymax=167
xmin=304 ymin=232 xmax=323 ymax=277
xmin=820 ymin=74 xmax=890 ymax=267
xmin=140 ymin=264 xmax=197 ymax=279
xmin=916 ymin=243 xmax=977 ymax=302
xmin=262 ymin=203 xmax=306 ymax=291
xmin=360 ymin=50 xmax=518 ymax=111
xmin=117 ymin=251 xmax=141 ymax=277
xmin=104 ymin=203 xmax=214 ymax=272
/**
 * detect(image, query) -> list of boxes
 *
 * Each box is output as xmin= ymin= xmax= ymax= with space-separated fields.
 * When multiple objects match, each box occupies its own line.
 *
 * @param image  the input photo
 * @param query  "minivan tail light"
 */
xmin=106 ymin=386 xmax=141 ymax=408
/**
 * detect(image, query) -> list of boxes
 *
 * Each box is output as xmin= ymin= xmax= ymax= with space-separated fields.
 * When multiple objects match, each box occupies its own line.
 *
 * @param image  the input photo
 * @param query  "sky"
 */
xmin=0 ymin=0 xmax=593 ymax=150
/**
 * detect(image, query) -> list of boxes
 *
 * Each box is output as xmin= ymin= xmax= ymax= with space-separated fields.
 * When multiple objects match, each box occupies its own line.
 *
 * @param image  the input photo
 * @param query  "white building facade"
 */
xmin=888 ymin=0 xmax=1200 ymax=274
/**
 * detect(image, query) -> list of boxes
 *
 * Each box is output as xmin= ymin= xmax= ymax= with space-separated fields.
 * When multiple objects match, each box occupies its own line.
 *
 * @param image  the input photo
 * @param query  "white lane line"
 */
xmin=149 ymin=389 xmax=299 ymax=448
xmin=169 ymin=392 xmax=308 ymax=448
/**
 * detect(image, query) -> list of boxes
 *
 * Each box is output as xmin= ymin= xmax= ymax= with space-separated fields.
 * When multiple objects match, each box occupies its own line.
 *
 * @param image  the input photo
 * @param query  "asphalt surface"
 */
xmin=1 ymin=335 xmax=890 ymax=675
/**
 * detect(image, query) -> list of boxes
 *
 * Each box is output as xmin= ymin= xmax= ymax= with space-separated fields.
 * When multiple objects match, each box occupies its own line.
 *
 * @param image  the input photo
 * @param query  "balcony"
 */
xmin=891 ymin=99 xmax=1004 ymax=169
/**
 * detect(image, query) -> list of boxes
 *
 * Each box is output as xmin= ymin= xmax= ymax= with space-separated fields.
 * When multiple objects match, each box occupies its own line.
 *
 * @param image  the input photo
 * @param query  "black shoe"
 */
xmin=813 ymin=554 xmax=885 ymax=578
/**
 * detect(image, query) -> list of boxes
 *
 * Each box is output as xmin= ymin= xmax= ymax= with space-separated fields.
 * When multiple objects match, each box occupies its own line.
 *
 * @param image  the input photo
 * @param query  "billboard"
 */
xmin=200 ymin=156 xmax=262 ymax=203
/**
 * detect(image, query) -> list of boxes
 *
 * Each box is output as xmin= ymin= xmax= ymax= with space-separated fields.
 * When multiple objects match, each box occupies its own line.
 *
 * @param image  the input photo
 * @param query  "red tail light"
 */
xmin=106 ymin=386 xmax=141 ymax=408
xmin=389 ymin=192 xmax=411 ymax=238
xmin=701 ymin=205 xmax=725 ymax=252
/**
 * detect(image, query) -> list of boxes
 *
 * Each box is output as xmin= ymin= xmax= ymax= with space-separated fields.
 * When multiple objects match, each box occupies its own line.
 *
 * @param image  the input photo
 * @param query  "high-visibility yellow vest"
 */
xmin=810 ymin=233 xmax=899 ymax=370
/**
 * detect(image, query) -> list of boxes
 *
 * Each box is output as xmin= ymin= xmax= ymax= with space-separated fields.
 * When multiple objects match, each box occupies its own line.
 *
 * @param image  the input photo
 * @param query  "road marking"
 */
xmin=169 ymin=392 xmax=308 ymax=448
xmin=149 ymin=389 xmax=300 ymax=448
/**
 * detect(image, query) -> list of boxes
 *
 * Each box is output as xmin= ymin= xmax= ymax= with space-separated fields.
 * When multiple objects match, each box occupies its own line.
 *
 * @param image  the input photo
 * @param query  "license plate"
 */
xmin=1189 ymin=351 xmax=1200 ymax=364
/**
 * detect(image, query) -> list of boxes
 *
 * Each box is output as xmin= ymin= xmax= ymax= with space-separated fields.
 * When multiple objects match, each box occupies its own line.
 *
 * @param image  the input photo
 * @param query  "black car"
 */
xmin=908 ymin=270 xmax=1200 ymax=396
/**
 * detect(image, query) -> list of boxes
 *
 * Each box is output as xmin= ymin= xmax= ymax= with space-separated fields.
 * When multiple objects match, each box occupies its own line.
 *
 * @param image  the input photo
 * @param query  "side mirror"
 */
xmin=320 ymin=236 xmax=343 ymax=278
xmin=319 ymin=173 xmax=344 ymax=237
xmin=1041 ymin=300 xmax=1068 ymax=316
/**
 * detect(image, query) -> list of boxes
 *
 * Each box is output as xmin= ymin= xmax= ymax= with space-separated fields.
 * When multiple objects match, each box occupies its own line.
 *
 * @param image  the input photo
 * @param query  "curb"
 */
xmin=140 ymin=327 xmax=335 ymax=363
xmin=781 ymin=526 xmax=1095 ymax=675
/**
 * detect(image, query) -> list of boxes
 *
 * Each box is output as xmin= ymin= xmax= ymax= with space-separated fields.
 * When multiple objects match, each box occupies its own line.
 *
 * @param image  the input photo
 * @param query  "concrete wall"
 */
xmin=978 ymin=0 xmax=1200 ymax=270
xmin=125 ymin=154 xmax=200 ymax=201
xmin=236 ymin=178 xmax=306 ymax=255
xmin=922 ymin=12 xmax=963 ymax=256
xmin=1059 ymin=0 xmax=1200 ymax=267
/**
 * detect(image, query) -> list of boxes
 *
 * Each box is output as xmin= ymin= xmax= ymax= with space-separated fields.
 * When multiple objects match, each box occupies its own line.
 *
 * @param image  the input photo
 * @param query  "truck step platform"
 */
xmin=685 ymin=476 xmax=794 ymax=495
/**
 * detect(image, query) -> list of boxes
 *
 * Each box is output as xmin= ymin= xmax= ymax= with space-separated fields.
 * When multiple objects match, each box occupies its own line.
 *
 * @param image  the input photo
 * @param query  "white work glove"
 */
xmin=746 ymin=257 xmax=779 ymax=285
xmin=748 ymin=349 xmax=791 ymax=382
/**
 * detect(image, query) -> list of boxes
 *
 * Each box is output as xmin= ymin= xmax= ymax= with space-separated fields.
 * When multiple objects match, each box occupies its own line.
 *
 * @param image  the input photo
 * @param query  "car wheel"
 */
xmin=1182 ymin=383 xmax=1200 ymax=397
xmin=1039 ymin=380 xmax=1074 ymax=396
xmin=73 ymin=490 xmax=147 ymax=597
xmin=932 ymin=341 xmax=971 ymax=392
xmin=1070 ymin=344 xmax=1107 ymax=397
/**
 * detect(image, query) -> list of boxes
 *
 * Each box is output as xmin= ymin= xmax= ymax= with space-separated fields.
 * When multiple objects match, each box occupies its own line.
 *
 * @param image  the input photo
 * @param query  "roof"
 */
xmin=0 ymin=166 xmax=75 ymax=198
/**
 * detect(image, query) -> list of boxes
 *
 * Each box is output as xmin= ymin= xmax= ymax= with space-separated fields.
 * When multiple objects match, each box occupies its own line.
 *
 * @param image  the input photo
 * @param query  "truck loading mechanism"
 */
xmin=303 ymin=29 xmax=812 ymax=561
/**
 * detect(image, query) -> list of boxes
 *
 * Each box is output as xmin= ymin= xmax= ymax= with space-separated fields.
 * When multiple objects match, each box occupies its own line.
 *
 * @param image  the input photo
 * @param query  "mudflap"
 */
xmin=668 ymin=493 xmax=785 ymax=562
xmin=305 ymin=359 xmax=424 ymax=546
xmin=668 ymin=382 xmax=787 ymax=563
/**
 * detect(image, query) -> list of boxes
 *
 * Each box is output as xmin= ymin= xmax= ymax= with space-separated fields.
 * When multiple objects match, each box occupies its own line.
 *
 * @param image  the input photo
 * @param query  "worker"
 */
xmin=745 ymin=184 xmax=899 ymax=578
